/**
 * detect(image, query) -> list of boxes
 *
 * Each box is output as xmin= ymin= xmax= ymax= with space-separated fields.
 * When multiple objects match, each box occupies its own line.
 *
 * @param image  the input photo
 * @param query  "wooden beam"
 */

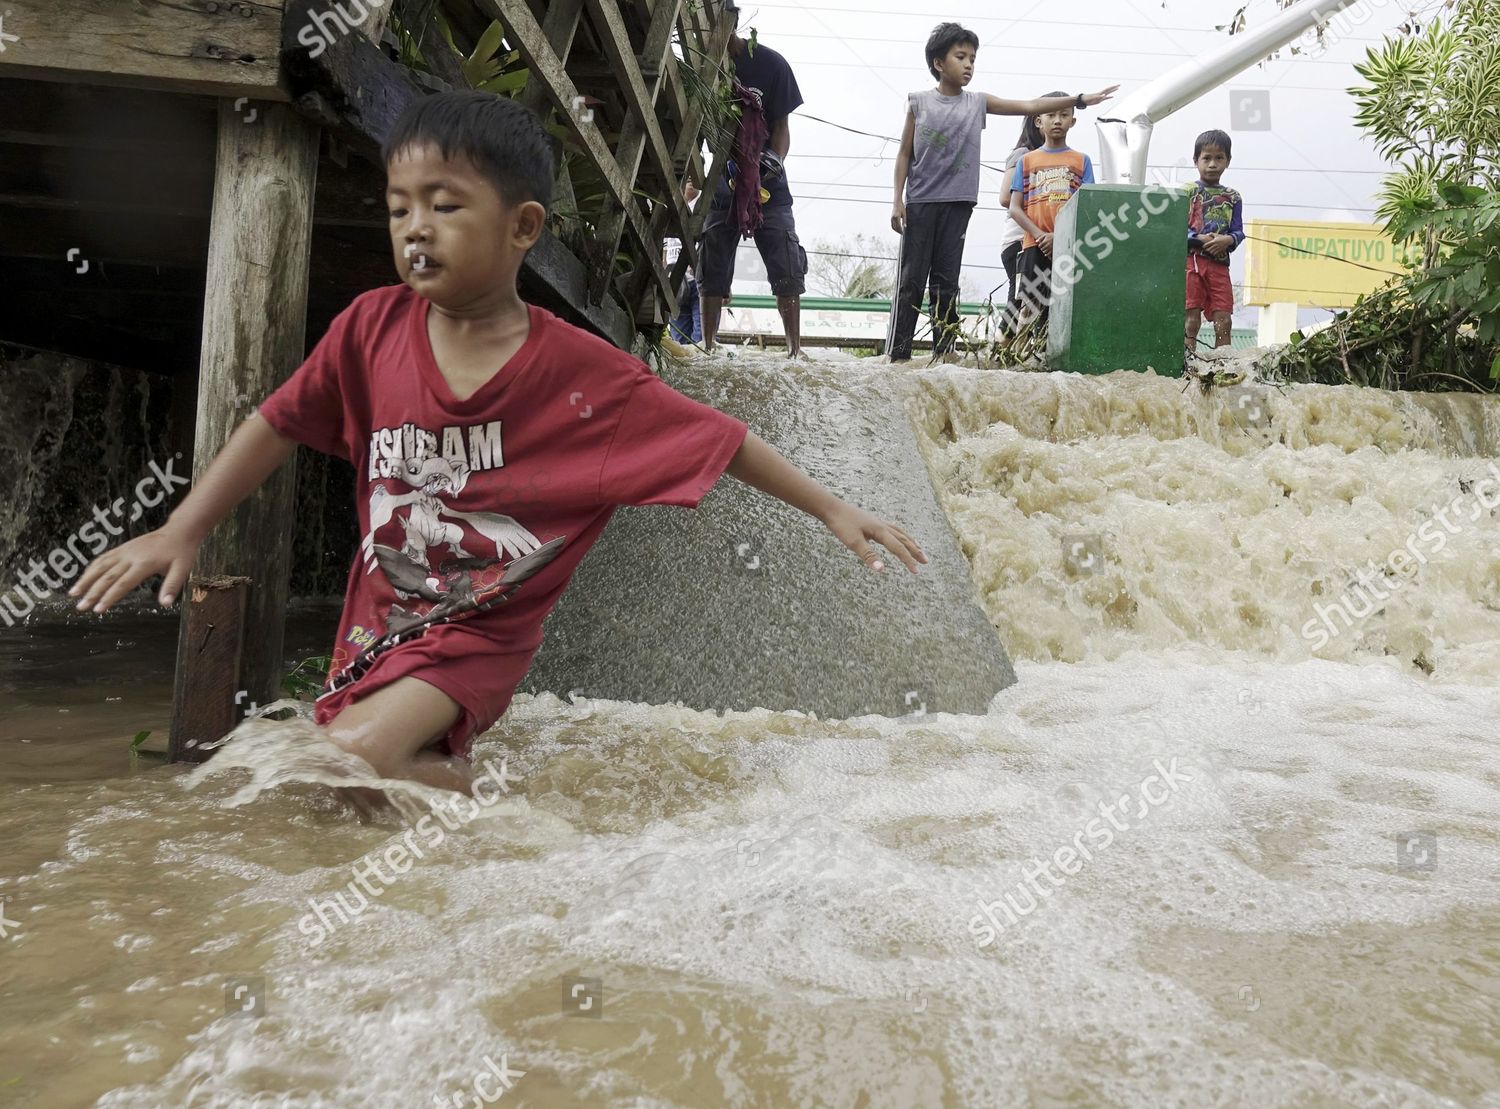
xmin=581 ymin=0 xmax=690 ymax=307
xmin=0 ymin=0 xmax=288 ymax=99
xmin=0 ymin=202 xmax=209 ymax=270
xmin=641 ymin=9 xmax=735 ymax=308
xmin=283 ymin=1 xmax=435 ymax=162
xmin=523 ymin=230 xmax=634 ymax=348
xmin=481 ymin=0 xmax=670 ymax=307
xmin=168 ymin=576 xmax=251 ymax=763
xmin=281 ymin=1 xmax=632 ymax=345
xmin=519 ymin=0 xmax=584 ymax=118
xmin=168 ymin=99 xmax=319 ymax=762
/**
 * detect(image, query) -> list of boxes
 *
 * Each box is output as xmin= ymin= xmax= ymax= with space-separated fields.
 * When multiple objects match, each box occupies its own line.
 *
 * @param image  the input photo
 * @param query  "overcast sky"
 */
xmin=726 ymin=0 xmax=1419 ymax=325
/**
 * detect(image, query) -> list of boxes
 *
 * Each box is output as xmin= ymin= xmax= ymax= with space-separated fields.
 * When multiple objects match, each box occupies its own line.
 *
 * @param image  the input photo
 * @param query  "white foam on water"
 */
xmin=11 ymin=357 xmax=1500 ymax=1106
xmin=84 ymin=654 xmax=1500 ymax=1107
xmin=911 ymin=366 xmax=1500 ymax=678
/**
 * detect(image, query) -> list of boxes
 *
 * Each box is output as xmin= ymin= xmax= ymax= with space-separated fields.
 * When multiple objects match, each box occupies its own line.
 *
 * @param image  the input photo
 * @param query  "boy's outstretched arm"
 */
xmin=69 ymin=413 xmax=298 ymax=613
xmin=983 ymin=86 xmax=1119 ymax=116
xmin=725 ymin=431 xmax=927 ymax=573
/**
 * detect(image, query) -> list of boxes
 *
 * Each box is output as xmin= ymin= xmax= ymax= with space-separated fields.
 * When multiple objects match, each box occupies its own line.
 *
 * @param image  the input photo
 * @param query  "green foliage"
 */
xmin=129 ymin=729 xmax=150 ymax=752
xmin=449 ymin=19 xmax=531 ymax=95
xmin=1256 ymin=0 xmax=1500 ymax=394
xmin=1390 ymin=184 xmax=1500 ymax=344
xmin=388 ymin=1 xmax=441 ymax=70
xmin=282 ymin=655 xmax=333 ymax=700
xmin=807 ymin=235 xmax=894 ymax=300
xmin=676 ymin=44 xmax=743 ymax=154
xmin=1351 ymin=5 xmax=1500 ymax=224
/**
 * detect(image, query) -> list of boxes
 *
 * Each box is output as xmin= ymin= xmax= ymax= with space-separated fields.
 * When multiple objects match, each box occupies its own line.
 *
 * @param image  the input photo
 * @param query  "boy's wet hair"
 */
xmin=925 ymin=22 xmax=979 ymax=79
xmin=1194 ymin=129 xmax=1233 ymax=159
xmin=382 ymin=92 xmax=558 ymax=211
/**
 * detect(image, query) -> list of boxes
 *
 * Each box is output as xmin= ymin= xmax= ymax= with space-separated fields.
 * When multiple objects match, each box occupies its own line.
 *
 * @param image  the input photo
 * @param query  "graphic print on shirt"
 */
xmin=1026 ymin=165 xmax=1081 ymax=207
xmin=323 ymin=419 xmax=566 ymax=698
xmin=1186 ymin=182 xmax=1242 ymax=242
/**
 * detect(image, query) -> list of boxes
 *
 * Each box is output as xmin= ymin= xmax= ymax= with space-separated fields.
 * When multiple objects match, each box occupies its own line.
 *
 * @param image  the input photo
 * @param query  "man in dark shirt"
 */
xmin=699 ymin=5 xmax=807 ymax=357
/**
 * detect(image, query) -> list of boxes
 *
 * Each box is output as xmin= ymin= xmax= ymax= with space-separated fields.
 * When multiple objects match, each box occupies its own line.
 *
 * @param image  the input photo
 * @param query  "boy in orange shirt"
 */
xmin=1007 ymin=90 xmax=1095 ymax=321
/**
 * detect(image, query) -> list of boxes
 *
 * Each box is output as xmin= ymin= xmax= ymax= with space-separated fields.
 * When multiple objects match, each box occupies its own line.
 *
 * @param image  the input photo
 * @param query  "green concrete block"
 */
xmin=1046 ymin=184 xmax=1189 ymax=377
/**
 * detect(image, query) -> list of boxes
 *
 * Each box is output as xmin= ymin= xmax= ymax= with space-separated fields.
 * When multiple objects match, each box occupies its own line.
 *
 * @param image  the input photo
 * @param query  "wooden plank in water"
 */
xmin=0 ymin=0 xmax=288 ymax=99
xmin=168 ymin=576 xmax=251 ymax=763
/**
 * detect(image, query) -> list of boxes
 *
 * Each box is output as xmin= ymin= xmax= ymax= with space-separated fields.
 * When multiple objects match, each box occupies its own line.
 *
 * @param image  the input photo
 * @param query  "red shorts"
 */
xmin=314 ymin=625 xmax=538 ymax=760
xmin=1185 ymin=253 xmax=1233 ymax=316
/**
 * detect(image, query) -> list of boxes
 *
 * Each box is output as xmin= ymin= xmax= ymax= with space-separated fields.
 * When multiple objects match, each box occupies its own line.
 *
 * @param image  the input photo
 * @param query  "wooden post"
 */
xmin=167 ymin=100 xmax=319 ymax=762
xmin=168 ymin=576 xmax=251 ymax=763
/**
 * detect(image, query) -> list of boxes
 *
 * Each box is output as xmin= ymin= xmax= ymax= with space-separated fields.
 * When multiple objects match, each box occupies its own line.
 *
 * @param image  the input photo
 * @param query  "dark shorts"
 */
xmin=1015 ymin=245 xmax=1054 ymax=309
xmin=699 ymin=204 xmax=807 ymax=298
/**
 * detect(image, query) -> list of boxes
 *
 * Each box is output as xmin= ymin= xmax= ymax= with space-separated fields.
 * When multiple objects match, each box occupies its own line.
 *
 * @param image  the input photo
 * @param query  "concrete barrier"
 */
xmin=521 ymin=355 xmax=1016 ymax=718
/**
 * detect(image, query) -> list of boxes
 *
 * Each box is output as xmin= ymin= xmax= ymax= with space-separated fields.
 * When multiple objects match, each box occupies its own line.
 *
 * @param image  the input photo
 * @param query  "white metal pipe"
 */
xmin=1097 ymin=0 xmax=1364 ymax=183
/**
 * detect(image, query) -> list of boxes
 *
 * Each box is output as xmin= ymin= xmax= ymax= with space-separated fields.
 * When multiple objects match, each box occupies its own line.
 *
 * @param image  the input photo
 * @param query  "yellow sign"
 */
xmin=1243 ymin=219 xmax=1419 ymax=308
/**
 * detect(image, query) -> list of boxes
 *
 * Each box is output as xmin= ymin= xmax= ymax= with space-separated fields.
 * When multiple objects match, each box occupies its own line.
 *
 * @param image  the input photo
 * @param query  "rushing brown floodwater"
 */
xmin=2 ymin=353 xmax=1499 ymax=1107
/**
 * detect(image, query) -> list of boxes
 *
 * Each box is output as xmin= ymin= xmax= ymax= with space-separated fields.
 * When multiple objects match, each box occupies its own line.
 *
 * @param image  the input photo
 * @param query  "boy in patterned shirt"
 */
xmin=1184 ymin=129 xmax=1245 ymax=351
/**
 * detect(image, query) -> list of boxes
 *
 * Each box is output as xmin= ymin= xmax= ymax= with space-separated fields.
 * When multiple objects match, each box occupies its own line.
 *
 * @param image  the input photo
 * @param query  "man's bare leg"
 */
xmin=777 ymin=295 xmax=802 ymax=358
xmin=323 ymin=676 xmax=475 ymax=795
xmin=701 ymin=293 xmax=727 ymax=351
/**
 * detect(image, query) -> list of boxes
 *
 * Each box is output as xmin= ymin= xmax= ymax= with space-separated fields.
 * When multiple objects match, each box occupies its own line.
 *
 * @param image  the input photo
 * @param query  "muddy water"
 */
xmin=2 ymin=357 xmax=1498 ymax=1107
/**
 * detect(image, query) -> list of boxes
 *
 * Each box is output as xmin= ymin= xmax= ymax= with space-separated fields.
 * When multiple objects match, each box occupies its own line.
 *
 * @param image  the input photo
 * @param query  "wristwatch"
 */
xmin=1075 ymin=92 xmax=1087 ymax=109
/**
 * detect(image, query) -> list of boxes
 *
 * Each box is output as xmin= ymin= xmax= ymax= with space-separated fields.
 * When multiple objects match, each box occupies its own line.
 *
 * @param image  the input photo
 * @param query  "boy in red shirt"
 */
xmin=69 ymin=93 xmax=927 ymax=795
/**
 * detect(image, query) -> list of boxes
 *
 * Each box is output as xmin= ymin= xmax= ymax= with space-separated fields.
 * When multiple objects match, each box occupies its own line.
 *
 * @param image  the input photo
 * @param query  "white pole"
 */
xmin=1097 ymin=0 xmax=1365 ymax=183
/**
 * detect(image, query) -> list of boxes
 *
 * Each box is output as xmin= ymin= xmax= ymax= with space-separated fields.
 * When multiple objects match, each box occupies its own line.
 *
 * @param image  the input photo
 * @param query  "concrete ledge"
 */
xmin=522 ymin=355 xmax=1016 ymax=718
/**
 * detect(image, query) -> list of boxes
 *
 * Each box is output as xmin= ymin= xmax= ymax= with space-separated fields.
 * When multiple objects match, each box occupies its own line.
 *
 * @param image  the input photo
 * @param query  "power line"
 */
xmin=800 ymin=177 xmax=1382 ymax=201
xmin=778 ymin=58 xmax=1364 ymax=90
xmin=789 ymin=189 xmax=1377 ymax=214
xmin=764 ymin=27 xmax=1376 ymax=64
xmin=791 ymin=152 xmax=1393 ymax=176
xmin=745 ymin=3 xmax=1394 ymax=40
xmin=795 ymin=111 xmax=1387 ymax=183
xmin=803 ymin=246 xmax=1007 ymax=272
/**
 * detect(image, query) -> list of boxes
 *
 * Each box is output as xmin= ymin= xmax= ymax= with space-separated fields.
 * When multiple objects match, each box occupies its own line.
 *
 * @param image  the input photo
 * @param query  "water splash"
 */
xmin=911 ymin=367 xmax=1500 ymax=676
xmin=183 ymin=704 xmax=457 ymax=825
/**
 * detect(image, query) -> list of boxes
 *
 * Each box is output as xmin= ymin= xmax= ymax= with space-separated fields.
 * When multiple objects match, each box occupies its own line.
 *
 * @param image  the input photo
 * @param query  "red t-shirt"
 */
xmin=258 ymin=284 xmax=748 ymax=756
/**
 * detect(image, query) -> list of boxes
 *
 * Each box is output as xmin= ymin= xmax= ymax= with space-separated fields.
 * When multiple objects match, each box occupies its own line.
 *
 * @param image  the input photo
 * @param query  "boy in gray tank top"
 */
xmin=888 ymin=23 xmax=1117 ymax=362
